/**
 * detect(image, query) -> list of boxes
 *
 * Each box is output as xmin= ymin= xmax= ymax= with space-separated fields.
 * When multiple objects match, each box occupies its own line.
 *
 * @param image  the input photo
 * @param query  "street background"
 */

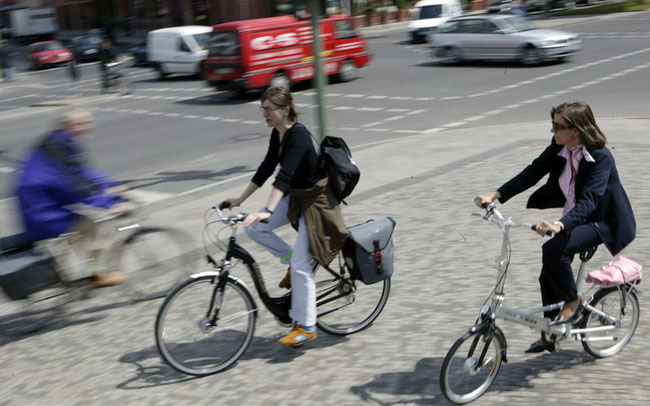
xmin=1 ymin=10 xmax=649 ymax=405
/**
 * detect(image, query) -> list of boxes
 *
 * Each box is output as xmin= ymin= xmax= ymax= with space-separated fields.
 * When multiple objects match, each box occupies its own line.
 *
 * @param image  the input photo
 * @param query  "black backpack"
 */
xmin=312 ymin=135 xmax=360 ymax=204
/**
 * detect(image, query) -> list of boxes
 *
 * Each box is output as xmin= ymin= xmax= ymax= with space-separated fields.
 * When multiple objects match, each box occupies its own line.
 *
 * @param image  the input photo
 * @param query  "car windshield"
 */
xmin=192 ymin=33 xmax=210 ymax=50
xmin=35 ymin=41 xmax=64 ymax=52
xmin=502 ymin=16 xmax=537 ymax=32
xmin=419 ymin=5 xmax=442 ymax=19
xmin=209 ymin=31 xmax=239 ymax=56
xmin=490 ymin=0 xmax=510 ymax=5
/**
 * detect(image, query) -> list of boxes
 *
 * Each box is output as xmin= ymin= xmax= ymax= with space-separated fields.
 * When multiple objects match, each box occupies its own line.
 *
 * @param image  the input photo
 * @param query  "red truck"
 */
xmin=202 ymin=14 xmax=372 ymax=93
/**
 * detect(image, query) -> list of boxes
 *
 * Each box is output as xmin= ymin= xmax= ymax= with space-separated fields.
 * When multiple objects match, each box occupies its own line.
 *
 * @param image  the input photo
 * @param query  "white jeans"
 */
xmin=244 ymin=195 xmax=317 ymax=327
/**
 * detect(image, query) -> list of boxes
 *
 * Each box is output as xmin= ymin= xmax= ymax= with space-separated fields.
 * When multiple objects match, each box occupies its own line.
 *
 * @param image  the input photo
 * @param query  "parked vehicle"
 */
xmin=430 ymin=15 xmax=581 ymax=65
xmin=487 ymin=0 xmax=514 ymax=13
xmin=408 ymin=0 xmax=463 ymax=43
xmin=129 ymin=41 xmax=148 ymax=66
xmin=27 ymin=40 xmax=73 ymax=69
xmin=202 ymin=14 xmax=372 ymax=94
xmin=3 ymin=8 xmax=57 ymax=41
xmin=69 ymin=35 xmax=102 ymax=62
xmin=147 ymin=26 xmax=211 ymax=79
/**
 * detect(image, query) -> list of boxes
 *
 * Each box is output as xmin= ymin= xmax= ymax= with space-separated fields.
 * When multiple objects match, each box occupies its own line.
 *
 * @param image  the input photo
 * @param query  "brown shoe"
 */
xmin=91 ymin=271 xmax=128 ymax=288
xmin=279 ymin=267 xmax=291 ymax=289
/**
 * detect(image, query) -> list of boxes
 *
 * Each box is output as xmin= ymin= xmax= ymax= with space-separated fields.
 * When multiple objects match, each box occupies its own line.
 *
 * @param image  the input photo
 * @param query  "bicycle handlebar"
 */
xmin=476 ymin=203 xmax=554 ymax=236
xmin=212 ymin=201 xmax=268 ymax=224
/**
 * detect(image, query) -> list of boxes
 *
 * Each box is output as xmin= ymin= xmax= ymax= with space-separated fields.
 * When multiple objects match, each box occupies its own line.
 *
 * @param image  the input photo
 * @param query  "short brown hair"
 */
xmin=551 ymin=101 xmax=606 ymax=149
xmin=261 ymin=86 xmax=299 ymax=122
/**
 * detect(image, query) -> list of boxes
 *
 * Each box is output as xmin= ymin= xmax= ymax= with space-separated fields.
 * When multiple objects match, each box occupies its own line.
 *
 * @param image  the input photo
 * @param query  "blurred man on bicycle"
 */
xmin=99 ymin=39 xmax=117 ymax=92
xmin=15 ymin=109 xmax=135 ymax=287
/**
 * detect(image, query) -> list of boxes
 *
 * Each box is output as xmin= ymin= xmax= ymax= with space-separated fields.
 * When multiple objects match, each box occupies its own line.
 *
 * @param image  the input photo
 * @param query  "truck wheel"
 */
xmin=269 ymin=72 xmax=290 ymax=89
xmin=337 ymin=60 xmax=359 ymax=82
xmin=157 ymin=64 xmax=168 ymax=80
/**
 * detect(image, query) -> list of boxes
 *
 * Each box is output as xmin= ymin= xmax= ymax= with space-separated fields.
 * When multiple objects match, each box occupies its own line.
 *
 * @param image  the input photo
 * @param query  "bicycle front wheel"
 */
xmin=111 ymin=227 xmax=196 ymax=301
xmin=580 ymin=287 xmax=640 ymax=358
xmin=155 ymin=274 xmax=257 ymax=376
xmin=440 ymin=327 xmax=505 ymax=405
xmin=315 ymin=270 xmax=390 ymax=335
xmin=118 ymin=74 xmax=134 ymax=95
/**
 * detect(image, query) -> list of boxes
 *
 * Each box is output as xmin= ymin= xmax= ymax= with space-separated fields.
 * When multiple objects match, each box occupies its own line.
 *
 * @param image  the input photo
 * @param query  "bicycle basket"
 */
xmin=0 ymin=250 xmax=59 ymax=300
xmin=342 ymin=217 xmax=395 ymax=285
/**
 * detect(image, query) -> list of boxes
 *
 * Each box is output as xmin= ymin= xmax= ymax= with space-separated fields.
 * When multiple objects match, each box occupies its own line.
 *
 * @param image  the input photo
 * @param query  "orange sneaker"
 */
xmin=91 ymin=271 xmax=128 ymax=288
xmin=278 ymin=267 xmax=291 ymax=289
xmin=278 ymin=325 xmax=317 ymax=346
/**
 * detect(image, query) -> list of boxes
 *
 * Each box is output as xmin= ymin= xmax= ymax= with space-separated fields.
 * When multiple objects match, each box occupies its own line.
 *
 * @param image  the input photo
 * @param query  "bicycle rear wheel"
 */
xmin=155 ymin=274 xmax=257 ymax=376
xmin=440 ymin=327 xmax=505 ymax=404
xmin=580 ymin=287 xmax=639 ymax=358
xmin=314 ymin=268 xmax=390 ymax=335
xmin=110 ymin=227 xmax=196 ymax=301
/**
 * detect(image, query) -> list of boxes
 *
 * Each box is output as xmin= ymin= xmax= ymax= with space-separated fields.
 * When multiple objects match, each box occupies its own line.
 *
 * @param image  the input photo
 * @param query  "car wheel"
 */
xmin=520 ymin=45 xmax=542 ymax=66
xmin=337 ymin=60 xmax=359 ymax=82
xmin=269 ymin=72 xmax=290 ymax=89
xmin=439 ymin=46 xmax=463 ymax=65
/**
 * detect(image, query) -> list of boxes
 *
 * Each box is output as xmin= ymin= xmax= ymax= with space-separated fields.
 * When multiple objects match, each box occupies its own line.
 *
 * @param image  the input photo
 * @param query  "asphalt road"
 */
xmin=1 ymin=11 xmax=649 ymax=201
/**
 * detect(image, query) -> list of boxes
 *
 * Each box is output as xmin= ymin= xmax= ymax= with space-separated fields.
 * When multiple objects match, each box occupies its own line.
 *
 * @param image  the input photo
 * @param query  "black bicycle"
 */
xmin=155 ymin=202 xmax=391 ymax=376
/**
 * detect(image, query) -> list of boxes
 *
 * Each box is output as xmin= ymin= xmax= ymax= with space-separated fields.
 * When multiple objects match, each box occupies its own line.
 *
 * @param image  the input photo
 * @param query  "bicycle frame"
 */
xmin=203 ymin=206 xmax=358 ymax=324
xmin=477 ymin=204 xmax=635 ymax=341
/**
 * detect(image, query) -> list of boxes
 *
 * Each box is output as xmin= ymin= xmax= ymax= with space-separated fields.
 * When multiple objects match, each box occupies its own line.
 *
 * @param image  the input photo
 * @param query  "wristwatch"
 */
xmin=262 ymin=207 xmax=274 ymax=215
xmin=553 ymin=221 xmax=564 ymax=231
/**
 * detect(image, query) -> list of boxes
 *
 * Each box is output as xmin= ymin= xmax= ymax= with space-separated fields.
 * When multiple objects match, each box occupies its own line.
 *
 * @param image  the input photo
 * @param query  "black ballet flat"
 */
xmin=548 ymin=302 xmax=585 ymax=326
xmin=525 ymin=339 xmax=555 ymax=354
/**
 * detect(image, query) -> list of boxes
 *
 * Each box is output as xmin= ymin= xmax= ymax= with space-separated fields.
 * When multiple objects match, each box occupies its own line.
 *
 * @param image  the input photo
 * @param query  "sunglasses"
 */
xmin=259 ymin=105 xmax=282 ymax=113
xmin=552 ymin=121 xmax=574 ymax=131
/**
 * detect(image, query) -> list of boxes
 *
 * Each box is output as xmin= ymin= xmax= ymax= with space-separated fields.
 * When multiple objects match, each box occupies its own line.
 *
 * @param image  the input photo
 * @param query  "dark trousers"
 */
xmin=540 ymin=223 xmax=602 ymax=319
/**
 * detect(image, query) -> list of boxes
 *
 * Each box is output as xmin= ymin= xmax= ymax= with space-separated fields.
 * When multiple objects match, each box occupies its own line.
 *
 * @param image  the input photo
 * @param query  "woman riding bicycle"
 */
xmin=475 ymin=101 xmax=636 ymax=354
xmin=225 ymin=86 xmax=348 ymax=346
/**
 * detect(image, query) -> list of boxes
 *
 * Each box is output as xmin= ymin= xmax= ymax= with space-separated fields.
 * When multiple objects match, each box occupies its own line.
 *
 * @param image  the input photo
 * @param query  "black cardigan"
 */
xmin=497 ymin=137 xmax=636 ymax=256
xmin=251 ymin=123 xmax=320 ymax=193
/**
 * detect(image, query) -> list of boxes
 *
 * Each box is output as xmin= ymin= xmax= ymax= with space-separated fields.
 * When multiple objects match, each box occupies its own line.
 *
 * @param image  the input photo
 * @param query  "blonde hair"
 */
xmin=551 ymin=101 xmax=606 ymax=149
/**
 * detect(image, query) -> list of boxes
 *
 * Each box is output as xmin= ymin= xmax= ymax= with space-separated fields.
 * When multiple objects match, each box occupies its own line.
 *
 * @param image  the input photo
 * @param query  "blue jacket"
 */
xmin=16 ymin=130 xmax=124 ymax=241
xmin=497 ymin=137 xmax=636 ymax=256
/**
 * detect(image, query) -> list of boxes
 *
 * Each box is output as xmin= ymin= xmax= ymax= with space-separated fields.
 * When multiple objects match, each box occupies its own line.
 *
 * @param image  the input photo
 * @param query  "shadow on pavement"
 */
xmin=123 ymin=166 xmax=253 ymax=190
xmin=117 ymin=333 xmax=349 ymax=388
xmin=350 ymin=350 xmax=596 ymax=405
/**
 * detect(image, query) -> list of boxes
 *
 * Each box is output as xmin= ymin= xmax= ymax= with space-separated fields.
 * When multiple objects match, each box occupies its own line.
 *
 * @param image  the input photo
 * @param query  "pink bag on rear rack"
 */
xmin=586 ymin=256 xmax=643 ymax=287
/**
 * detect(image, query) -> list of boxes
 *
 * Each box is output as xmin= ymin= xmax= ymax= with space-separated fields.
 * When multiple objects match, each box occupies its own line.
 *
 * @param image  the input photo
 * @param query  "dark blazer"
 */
xmin=497 ymin=137 xmax=636 ymax=256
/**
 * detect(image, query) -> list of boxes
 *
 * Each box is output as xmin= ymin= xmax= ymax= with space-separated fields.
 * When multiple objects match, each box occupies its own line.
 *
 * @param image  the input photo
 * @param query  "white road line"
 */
xmin=201 ymin=116 xmax=221 ymax=121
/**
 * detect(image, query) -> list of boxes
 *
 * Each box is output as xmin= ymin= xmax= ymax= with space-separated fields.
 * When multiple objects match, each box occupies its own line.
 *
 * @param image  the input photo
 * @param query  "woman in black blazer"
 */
xmin=475 ymin=101 xmax=636 ymax=354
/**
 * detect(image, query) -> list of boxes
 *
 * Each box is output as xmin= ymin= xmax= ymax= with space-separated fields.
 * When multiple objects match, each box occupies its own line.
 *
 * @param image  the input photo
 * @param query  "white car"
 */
xmin=430 ymin=15 xmax=581 ymax=65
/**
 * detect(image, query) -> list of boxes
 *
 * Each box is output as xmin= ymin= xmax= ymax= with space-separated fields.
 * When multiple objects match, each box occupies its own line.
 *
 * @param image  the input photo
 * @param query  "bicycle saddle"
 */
xmin=579 ymin=245 xmax=599 ymax=263
xmin=0 ymin=232 xmax=35 ymax=256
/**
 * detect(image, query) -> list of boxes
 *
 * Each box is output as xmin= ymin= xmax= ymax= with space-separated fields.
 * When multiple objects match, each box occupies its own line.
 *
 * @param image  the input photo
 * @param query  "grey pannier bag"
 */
xmin=342 ymin=217 xmax=396 ymax=285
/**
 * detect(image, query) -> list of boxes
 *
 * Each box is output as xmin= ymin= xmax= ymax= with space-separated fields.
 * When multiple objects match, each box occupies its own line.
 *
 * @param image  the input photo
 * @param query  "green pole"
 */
xmin=309 ymin=0 xmax=328 ymax=142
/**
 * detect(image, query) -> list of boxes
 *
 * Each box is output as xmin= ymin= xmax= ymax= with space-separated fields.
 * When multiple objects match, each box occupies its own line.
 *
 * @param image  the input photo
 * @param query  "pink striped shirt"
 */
xmin=558 ymin=144 xmax=595 ymax=215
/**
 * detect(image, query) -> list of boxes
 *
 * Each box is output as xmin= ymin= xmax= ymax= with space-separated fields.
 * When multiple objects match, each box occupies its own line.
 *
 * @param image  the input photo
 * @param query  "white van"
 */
xmin=147 ymin=26 xmax=212 ymax=79
xmin=408 ymin=0 xmax=463 ymax=43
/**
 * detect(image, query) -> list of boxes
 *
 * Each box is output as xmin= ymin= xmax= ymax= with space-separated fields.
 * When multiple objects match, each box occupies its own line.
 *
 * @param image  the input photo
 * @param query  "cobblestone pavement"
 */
xmin=1 ymin=120 xmax=649 ymax=405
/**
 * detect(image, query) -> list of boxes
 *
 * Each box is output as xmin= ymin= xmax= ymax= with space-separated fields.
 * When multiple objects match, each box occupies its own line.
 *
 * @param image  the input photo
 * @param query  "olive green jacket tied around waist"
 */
xmin=288 ymin=178 xmax=349 ymax=266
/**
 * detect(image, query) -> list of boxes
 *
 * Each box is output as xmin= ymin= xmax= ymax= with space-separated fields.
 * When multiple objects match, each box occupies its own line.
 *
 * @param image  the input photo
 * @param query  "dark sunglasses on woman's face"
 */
xmin=552 ymin=121 xmax=574 ymax=131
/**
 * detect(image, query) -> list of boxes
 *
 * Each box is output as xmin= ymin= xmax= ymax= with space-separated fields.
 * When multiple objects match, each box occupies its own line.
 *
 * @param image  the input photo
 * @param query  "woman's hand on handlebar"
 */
xmin=243 ymin=211 xmax=271 ymax=227
xmin=534 ymin=220 xmax=561 ymax=237
xmin=224 ymin=197 xmax=243 ymax=209
xmin=474 ymin=191 xmax=501 ymax=208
